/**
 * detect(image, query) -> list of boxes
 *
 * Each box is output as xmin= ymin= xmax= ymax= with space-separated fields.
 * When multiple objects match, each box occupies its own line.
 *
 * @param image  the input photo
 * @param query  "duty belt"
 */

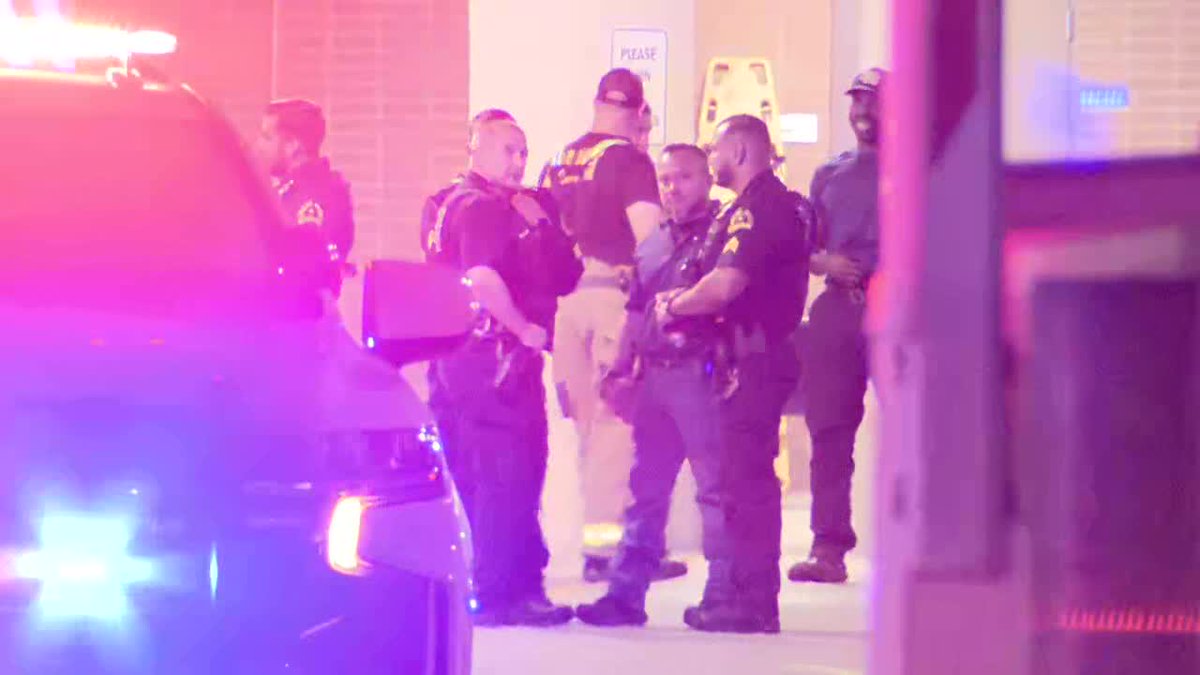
xmin=575 ymin=266 xmax=633 ymax=293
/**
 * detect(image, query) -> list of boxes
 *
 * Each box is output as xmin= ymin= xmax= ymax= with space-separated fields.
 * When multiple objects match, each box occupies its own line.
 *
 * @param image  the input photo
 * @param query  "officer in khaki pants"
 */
xmin=540 ymin=69 xmax=685 ymax=581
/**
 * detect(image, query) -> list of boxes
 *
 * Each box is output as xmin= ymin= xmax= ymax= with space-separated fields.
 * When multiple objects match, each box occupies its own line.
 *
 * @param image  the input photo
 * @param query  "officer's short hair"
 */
xmin=719 ymin=114 xmax=773 ymax=154
xmin=472 ymin=108 xmax=515 ymax=125
xmin=265 ymin=99 xmax=326 ymax=156
xmin=661 ymin=143 xmax=708 ymax=167
xmin=468 ymin=109 xmax=519 ymax=151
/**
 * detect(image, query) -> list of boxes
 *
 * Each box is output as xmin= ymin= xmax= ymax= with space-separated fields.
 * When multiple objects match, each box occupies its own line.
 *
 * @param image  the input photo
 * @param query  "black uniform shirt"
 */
xmin=538 ymin=133 xmax=660 ymax=266
xmin=277 ymin=157 xmax=355 ymax=263
xmin=715 ymin=170 xmax=812 ymax=342
xmin=429 ymin=173 xmax=579 ymax=335
xmin=809 ymin=149 xmax=879 ymax=276
xmin=421 ymin=172 xmax=480 ymax=261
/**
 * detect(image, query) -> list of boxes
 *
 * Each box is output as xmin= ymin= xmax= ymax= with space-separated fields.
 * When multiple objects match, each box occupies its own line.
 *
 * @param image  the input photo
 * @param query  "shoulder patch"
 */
xmin=297 ymin=200 xmax=325 ymax=227
xmin=726 ymin=207 xmax=754 ymax=235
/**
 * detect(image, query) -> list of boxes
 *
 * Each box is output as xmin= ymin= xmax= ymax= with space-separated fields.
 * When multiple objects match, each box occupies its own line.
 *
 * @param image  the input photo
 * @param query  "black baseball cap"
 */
xmin=596 ymin=68 xmax=646 ymax=110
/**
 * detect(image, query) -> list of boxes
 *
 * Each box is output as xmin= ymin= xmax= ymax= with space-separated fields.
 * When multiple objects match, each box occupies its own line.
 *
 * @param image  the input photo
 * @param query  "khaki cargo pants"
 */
xmin=553 ymin=259 xmax=635 ymax=558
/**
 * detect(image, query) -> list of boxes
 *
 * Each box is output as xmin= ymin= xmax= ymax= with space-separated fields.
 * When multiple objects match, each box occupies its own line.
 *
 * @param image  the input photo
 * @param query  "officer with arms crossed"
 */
xmin=256 ymin=99 xmax=355 ymax=294
xmin=576 ymin=144 xmax=726 ymax=627
xmin=541 ymin=69 xmax=684 ymax=582
xmin=425 ymin=115 xmax=582 ymax=627
xmin=421 ymin=108 xmax=518 ymax=259
xmin=657 ymin=115 xmax=812 ymax=633
xmin=788 ymin=69 xmax=887 ymax=585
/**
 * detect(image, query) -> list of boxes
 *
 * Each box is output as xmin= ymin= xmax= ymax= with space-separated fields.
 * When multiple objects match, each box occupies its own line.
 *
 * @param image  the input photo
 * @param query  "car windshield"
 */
xmin=0 ymin=113 xmax=299 ymax=319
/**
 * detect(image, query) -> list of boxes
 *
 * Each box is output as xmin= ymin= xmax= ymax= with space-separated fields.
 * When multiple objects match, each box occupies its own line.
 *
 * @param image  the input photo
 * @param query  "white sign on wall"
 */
xmin=611 ymin=28 xmax=668 ymax=147
xmin=780 ymin=113 xmax=820 ymax=144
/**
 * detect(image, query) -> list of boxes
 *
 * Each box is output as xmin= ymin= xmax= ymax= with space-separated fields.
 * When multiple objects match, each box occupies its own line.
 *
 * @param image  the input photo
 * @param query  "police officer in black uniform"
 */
xmin=788 ymin=68 xmax=887 ymax=585
xmin=657 ymin=115 xmax=812 ymax=633
xmin=424 ymin=115 xmax=582 ymax=627
xmin=256 ymin=99 xmax=355 ymax=293
xmin=575 ymin=144 xmax=728 ymax=627
xmin=421 ymin=108 xmax=517 ymax=259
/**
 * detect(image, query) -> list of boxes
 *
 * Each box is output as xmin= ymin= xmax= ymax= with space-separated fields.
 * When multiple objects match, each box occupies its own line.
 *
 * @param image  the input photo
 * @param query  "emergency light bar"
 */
xmin=0 ymin=17 xmax=176 ymax=65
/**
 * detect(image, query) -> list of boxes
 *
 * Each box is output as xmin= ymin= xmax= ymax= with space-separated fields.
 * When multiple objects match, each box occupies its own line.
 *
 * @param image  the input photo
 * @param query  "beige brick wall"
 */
xmin=273 ymin=0 xmax=469 ymax=264
xmin=1073 ymin=0 xmax=1200 ymax=155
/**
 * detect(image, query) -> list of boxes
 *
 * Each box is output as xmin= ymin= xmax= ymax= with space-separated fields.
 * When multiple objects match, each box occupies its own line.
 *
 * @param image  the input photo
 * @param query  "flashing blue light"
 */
xmin=419 ymin=425 xmax=444 ymax=453
xmin=1080 ymin=86 xmax=1130 ymax=111
xmin=208 ymin=545 xmax=219 ymax=601
xmin=15 ymin=514 xmax=153 ymax=620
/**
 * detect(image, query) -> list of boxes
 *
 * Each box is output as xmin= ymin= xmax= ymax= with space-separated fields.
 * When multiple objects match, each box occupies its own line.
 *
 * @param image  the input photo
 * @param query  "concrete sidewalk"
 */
xmin=472 ymin=497 xmax=870 ymax=675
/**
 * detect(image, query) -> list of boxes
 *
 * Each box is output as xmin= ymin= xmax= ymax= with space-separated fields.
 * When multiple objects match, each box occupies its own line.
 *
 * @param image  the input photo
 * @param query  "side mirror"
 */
xmin=361 ymin=260 xmax=475 ymax=366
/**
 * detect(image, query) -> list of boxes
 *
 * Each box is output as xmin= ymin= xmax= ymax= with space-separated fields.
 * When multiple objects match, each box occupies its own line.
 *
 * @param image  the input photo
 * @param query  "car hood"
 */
xmin=0 ymin=304 xmax=429 ymax=433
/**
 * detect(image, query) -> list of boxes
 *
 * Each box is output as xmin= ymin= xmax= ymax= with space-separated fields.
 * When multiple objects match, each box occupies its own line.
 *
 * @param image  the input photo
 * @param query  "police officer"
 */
xmin=657 ymin=115 xmax=811 ymax=633
xmin=425 ymin=116 xmax=582 ymax=626
xmin=421 ymin=108 xmax=518 ymax=259
xmin=256 ymin=99 xmax=355 ymax=293
xmin=540 ymin=68 xmax=679 ymax=581
xmin=576 ymin=144 xmax=725 ymax=626
xmin=788 ymin=68 xmax=886 ymax=585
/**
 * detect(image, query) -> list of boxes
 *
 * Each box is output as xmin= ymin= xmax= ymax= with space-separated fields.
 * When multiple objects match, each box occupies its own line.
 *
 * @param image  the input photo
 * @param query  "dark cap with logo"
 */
xmin=596 ymin=68 xmax=647 ymax=110
xmin=846 ymin=67 xmax=889 ymax=95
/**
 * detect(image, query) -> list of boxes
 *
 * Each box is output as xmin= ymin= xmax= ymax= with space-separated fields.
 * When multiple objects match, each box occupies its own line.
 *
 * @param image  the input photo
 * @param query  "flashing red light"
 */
xmin=0 ymin=17 xmax=176 ymax=65
xmin=326 ymin=496 xmax=368 ymax=575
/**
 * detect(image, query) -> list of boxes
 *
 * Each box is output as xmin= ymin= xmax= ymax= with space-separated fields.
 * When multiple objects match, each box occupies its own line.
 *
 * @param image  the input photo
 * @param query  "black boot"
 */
xmin=787 ymin=554 xmax=848 ymax=584
xmin=683 ymin=559 xmax=779 ymax=633
xmin=475 ymin=594 xmax=573 ymax=627
xmin=588 ymin=555 xmax=689 ymax=583
xmin=576 ymin=593 xmax=649 ymax=627
xmin=506 ymin=593 xmax=575 ymax=627
xmin=685 ymin=563 xmax=781 ymax=634
xmin=682 ymin=602 xmax=780 ymax=634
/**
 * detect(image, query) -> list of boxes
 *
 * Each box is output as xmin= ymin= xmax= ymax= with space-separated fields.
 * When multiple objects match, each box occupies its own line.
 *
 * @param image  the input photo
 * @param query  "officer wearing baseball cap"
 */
xmin=789 ymin=67 xmax=888 ymax=585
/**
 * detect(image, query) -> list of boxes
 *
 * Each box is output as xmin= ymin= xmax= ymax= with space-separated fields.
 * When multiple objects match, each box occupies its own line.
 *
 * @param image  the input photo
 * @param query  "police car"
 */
xmin=0 ymin=19 xmax=473 ymax=675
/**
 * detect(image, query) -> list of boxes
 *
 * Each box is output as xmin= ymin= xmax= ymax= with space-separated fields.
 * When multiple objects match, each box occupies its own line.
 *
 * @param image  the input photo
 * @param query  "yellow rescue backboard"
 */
xmin=697 ymin=57 xmax=788 ymax=189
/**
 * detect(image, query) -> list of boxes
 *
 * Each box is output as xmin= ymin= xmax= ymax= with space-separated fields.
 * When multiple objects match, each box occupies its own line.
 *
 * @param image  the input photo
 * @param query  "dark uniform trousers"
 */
xmin=608 ymin=359 xmax=725 ymax=603
xmin=720 ymin=340 xmax=800 ymax=604
xmin=802 ymin=285 xmax=868 ymax=558
xmin=429 ymin=339 xmax=550 ymax=608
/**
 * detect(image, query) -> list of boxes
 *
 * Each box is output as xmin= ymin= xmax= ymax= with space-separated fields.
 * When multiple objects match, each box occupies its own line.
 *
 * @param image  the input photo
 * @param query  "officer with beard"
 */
xmin=256 ymin=99 xmax=355 ymax=294
xmin=656 ymin=115 xmax=812 ymax=633
xmin=576 ymin=144 xmax=725 ymax=627
xmin=425 ymin=116 xmax=582 ymax=627
xmin=788 ymin=68 xmax=887 ymax=585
